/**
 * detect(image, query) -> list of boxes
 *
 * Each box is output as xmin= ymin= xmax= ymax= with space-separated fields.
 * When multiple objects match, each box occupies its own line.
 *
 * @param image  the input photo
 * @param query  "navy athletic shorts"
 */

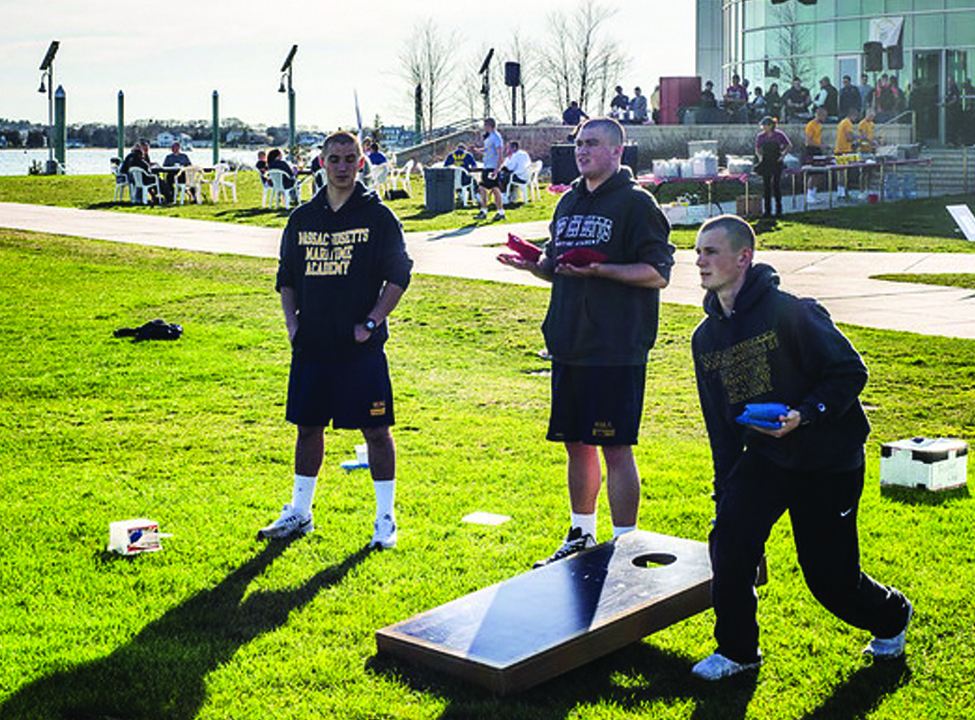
xmin=286 ymin=348 xmax=395 ymax=429
xmin=546 ymin=362 xmax=646 ymax=446
xmin=480 ymin=169 xmax=501 ymax=189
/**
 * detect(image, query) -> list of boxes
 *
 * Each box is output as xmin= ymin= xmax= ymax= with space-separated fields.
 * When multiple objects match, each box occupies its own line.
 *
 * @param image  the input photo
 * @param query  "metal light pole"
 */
xmin=37 ymin=40 xmax=60 ymax=174
xmin=53 ymin=85 xmax=66 ymax=170
xmin=212 ymin=90 xmax=220 ymax=166
xmin=279 ymin=45 xmax=297 ymax=162
xmin=117 ymin=90 xmax=125 ymax=160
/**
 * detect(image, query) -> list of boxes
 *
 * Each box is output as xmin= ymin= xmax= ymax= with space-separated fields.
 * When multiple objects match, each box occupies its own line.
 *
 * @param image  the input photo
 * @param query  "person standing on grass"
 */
xmin=261 ymin=130 xmax=413 ymax=550
xmin=474 ymin=117 xmax=506 ymax=221
xmin=497 ymin=117 xmax=674 ymax=567
xmin=689 ymin=215 xmax=912 ymax=680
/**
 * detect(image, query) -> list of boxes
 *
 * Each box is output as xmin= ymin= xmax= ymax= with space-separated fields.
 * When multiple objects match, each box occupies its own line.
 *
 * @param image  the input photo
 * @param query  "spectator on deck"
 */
xmin=701 ymin=80 xmax=718 ymax=109
xmin=782 ymin=77 xmax=812 ymax=124
xmin=838 ymin=76 xmax=861 ymax=119
xmin=629 ymin=87 xmax=649 ymax=123
xmin=723 ymin=74 xmax=749 ymax=123
xmin=765 ymin=82 xmax=782 ymax=121
xmin=858 ymin=73 xmax=873 ymax=113
xmin=610 ymin=86 xmax=630 ymax=118
xmin=813 ymin=76 xmax=839 ymax=119
xmin=563 ymin=100 xmax=588 ymax=127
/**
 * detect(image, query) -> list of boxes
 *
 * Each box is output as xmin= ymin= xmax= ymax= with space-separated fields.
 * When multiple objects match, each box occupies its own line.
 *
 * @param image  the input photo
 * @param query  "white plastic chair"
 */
xmin=127 ymin=167 xmax=160 ymax=205
xmin=528 ymin=159 xmax=543 ymax=202
xmin=452 ymin=167 xmax=476 ymax=207
xmin=390 ymin=158 xmax=415 ymax=197
xmin=373 ymin=163 xmax=391 ymax=197
xmin=208 ymin=164 xmax=238 ymax=202
xmin=174 ymin=166 xmax=206 ymax=205
xmin=264 ymin=169 xmax=294 ymax=209
xmin=111 ymin=163 xmax=129 ymax=202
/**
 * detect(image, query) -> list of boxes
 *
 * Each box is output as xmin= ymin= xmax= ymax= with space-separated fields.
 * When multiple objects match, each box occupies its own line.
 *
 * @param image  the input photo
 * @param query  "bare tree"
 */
xmin=774 ymin=2 xmax=813 ymax=83
xmin=539 ymin=0 xmax=628 ymax=117
xmin=399 ymin=19 xmax=460 ymax=138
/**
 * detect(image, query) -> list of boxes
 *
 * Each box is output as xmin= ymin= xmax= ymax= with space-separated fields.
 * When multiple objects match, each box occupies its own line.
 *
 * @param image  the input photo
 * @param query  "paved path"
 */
xmin=3 ymin=201 xmax=975 ymax=339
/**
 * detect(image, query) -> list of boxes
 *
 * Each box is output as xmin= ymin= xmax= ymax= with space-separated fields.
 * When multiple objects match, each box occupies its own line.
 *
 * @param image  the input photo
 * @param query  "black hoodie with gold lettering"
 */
xmin=276 ymin=182 xmax=412 ymax=361
xmin=692 ymin=263 xmax=870 ymax=488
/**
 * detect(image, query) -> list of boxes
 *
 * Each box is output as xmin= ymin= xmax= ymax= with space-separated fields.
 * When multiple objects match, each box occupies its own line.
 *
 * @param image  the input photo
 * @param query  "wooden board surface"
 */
xmin=376 ymin=531 xmax=756 ymax=694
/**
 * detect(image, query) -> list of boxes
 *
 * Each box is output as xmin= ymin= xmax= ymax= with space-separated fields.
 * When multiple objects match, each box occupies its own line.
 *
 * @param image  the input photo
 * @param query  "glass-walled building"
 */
xmin=696 ymin=0 xmax=975 ymax=143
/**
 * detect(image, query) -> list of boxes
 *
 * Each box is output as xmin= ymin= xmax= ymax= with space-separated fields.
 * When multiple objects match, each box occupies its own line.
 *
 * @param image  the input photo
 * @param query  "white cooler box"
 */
xmin=880 ymin=437 xmax=968 ymax=491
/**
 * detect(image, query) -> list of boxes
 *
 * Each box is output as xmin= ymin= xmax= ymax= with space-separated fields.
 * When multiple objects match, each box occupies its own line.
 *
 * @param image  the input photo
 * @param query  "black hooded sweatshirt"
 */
xmin=541 ymin=168 xmax=674 ymax=366
xmin=692 ymin=263 xmax=870 ymax=487
xmin=276 ymin=182 xmax=413 ymax=362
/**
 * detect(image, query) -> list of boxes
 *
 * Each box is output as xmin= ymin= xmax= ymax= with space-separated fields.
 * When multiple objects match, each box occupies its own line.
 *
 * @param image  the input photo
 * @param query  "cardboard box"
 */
xmin=880 ymin=437 xmax=968 ymax=491
xmin=737 ymin=195 xmax=763 ymax=218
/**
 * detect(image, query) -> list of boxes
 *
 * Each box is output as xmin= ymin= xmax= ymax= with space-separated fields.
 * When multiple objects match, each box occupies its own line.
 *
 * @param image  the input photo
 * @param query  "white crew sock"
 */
xmin=613 ymin=524 xmax=637 ymax=538
xmin=571 ymin=512 xmax=597 ymax=540
xmin=374 ymin=479 xmax=396 ymax=520
xmin=291 ymin=474 xmax=317 ymax=515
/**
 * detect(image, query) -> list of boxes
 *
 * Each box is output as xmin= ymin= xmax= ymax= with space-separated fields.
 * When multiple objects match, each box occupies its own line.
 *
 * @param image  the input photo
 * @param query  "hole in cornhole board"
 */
xmin=632 ymin=552 xmax=677 ymax=568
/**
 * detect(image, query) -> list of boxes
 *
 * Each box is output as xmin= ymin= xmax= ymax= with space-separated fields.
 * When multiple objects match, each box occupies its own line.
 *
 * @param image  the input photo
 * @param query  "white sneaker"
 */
xmin=532 ymin=526 xmax=597 ymax=568
xmin=475 ymin=208 xmax=487 ymax=219
xmin=493 ymin=210 xmax=506 ymax=221
xmin=691 ymin=652 xmax=761 ymax=681
xmin=371 ymin=513 xmax=397 ymax=549
xmin=257 ymin=504 xmax=314 ymax=540
xmin=864 ymin=600 xmax=913 ymax=659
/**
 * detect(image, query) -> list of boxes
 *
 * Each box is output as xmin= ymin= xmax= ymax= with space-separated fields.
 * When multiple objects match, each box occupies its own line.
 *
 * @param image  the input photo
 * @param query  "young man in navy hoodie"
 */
xmin=261 ymin=131 xmax=413 ymax=550
xmin=498 ymin=117 xmax=674 ymax=567
xmin=690 ymin=215 xmax=912 ymax=680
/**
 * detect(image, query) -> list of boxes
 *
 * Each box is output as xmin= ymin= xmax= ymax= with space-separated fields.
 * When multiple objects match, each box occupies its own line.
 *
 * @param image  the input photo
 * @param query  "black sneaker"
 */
xmin=532 ymin=526 xmax=597 ymax=569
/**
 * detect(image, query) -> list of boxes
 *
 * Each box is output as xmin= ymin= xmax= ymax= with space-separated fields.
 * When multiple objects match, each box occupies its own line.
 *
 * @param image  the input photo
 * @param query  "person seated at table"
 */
xmin=803 ymin=106 xmax=829 ymax=204
xmin=755 ymin=116 xmax=792 ymax=218
xmin=256 ymin=150 xmax=269 ymax=185
xmin=267 ymin=148 xmax=298 ymax=200
xmin=120 ymin=144 xmax=160 ymax=204
xmin=498 ymin=141 xmax=532 ymax=198
xmin=163 ymin=141 xmax=191 ymax=168
xmin=444 ymin=143 xmax=477 ymax=172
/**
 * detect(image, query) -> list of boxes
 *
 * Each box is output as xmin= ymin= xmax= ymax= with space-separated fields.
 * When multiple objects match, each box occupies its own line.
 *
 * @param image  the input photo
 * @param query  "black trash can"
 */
xmin=550 ymin=144 xmax=578 ymax=185
xmin=424 ymin=167 xmax=456 ymax=213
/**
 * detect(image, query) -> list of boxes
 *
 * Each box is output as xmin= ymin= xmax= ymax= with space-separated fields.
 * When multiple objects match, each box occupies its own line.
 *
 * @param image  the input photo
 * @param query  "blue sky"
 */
xmin=1 ymin=0 xmax=695 ymax=130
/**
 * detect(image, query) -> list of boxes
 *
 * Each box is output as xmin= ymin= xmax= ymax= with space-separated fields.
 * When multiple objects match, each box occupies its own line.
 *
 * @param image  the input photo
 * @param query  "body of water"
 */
xmin=0 ymin=147 xmax=264 ymax=176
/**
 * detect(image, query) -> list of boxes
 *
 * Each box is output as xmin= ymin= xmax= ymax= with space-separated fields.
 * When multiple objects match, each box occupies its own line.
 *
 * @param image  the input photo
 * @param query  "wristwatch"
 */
xmin=363 ymin=317 xmax=379 ymax=335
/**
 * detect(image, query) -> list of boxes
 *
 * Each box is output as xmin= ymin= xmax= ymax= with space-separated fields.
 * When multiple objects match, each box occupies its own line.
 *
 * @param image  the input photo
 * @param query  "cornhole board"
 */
xmin=947 ymin=204 xmax=975 ymax=242
xmin=376 ymin=530 xmax=767 ymax=694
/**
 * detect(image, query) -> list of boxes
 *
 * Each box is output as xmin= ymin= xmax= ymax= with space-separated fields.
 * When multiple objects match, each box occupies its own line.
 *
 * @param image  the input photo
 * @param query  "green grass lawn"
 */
xmin=872 ymin=273 xmax=975 ymax=289
xmin=1 ymin=228 xmax=973 ymax=719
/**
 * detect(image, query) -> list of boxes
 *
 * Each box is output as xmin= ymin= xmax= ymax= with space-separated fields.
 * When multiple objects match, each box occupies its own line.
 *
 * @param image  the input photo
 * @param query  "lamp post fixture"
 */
xmin=37 ymin=40 xmax=60 ymax=174
xmin=279 ymin=45 xmax=297 ymax=162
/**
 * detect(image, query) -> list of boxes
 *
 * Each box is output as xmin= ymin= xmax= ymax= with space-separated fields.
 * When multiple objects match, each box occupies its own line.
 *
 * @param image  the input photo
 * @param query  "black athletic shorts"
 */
xmin=480 ymin=168 xmax=501 ymax=189
xmin=546 ymin=362 xmax=646 ymax=446
xmin=286 ymin=348 xmax=395 ymax=429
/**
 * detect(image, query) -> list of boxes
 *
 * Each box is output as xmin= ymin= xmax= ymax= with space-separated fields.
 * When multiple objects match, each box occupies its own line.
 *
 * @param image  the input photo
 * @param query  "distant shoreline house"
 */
xmin=154 ymin=131 xmax=194 ymax=149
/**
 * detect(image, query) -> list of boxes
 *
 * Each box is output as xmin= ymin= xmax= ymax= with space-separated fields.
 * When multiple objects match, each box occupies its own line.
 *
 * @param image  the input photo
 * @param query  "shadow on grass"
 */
xmin=0 ymin=540 xmax=373 ymax=720
xmin=369 ymin=643 xmax=758 ymax=720
xmin=880 ymin=484 xmax=970 ymax=506
xmin=797 ymin=657 xmax=911 ymax=720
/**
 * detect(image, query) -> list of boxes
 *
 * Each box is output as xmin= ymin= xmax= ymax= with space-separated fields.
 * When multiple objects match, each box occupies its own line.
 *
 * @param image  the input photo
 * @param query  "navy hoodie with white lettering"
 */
xmin=276 ymin=182 xmax=412 ymax=361
xmin=692 ymin=263 xmax=870 ymax=487
xmin=541 ymin=168 xmax=674 ymax=366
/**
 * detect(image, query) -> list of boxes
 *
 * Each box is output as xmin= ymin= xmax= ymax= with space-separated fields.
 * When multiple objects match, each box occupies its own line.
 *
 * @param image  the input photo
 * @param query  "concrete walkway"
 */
xmin=3 ymin=201 xmax=975 ymax=339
